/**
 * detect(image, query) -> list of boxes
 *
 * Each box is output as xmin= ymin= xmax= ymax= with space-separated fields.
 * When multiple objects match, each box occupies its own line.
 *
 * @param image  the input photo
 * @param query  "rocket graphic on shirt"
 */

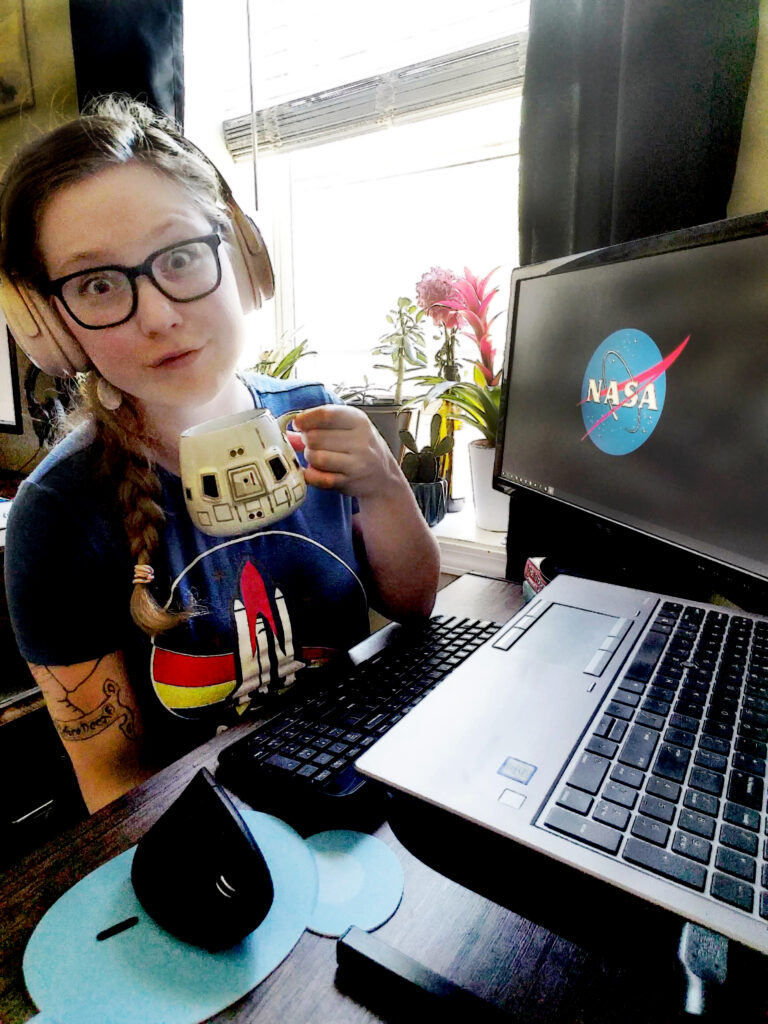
xmin=150 ymin=559 xmax=306 ymax=716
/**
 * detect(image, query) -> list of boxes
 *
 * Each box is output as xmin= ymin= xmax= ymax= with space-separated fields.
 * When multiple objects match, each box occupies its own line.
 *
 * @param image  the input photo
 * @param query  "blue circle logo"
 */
xmin=580 ymin=329 xmax=687 ymax=455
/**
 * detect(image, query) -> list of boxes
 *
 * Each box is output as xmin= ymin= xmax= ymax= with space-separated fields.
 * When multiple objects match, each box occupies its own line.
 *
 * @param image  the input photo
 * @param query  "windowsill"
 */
xmin=432 ymin=497 xmax=507 ymax=578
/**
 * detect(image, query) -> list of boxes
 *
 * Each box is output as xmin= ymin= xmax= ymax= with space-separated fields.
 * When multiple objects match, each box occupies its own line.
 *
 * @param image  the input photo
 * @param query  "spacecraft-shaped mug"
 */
xmin=180 ymin=407 xmax=307 ymax=537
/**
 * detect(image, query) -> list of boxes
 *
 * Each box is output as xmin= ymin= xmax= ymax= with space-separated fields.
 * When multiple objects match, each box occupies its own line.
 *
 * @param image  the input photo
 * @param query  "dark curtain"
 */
xmin=519 ymin=0 xmax=758 ymax=266
xmin=506 ymin=0 xmax=760 ymax=599
xmin=68 ymin=0 xmax=184 ymax=123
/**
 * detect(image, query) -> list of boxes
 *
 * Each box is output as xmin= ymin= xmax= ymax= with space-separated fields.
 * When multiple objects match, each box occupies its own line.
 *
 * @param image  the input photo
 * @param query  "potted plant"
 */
xmin=342 ymin=297 xmax=428 ymax=459
xmin=399 ymin=413 xmax=453 ymax=527
xmin=417 ymin=268 xmax=510 ymax=532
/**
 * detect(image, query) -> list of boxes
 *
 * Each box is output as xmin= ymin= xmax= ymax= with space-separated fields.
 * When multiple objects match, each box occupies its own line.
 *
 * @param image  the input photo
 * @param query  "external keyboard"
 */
xmin=217 ymin=614 xmax=499 ymax=832
xmin=543 ymin=600 xmax=768 ymax=920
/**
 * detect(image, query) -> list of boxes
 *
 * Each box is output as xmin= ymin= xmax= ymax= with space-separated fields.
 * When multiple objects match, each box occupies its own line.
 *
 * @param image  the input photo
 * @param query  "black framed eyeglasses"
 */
xmin=45 ymin=233 xmax=223 ymax=330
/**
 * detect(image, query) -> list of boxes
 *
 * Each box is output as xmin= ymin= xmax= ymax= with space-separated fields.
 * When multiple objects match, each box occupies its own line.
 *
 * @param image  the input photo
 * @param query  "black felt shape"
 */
xmin=131 ymin=767 xmax=274 ymax=951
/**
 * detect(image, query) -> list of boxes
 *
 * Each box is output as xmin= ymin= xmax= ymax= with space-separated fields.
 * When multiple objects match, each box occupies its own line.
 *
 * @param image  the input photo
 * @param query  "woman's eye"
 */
xmin=78 ymin=274 xmax=117 ymax=297
xmin=160 ymin=246 xmax=200 ymax=275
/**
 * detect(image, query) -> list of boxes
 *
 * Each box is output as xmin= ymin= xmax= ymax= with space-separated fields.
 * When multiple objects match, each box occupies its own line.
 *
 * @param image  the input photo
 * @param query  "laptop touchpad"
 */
xmin=499 ymin=603 xmax=620 ymax=671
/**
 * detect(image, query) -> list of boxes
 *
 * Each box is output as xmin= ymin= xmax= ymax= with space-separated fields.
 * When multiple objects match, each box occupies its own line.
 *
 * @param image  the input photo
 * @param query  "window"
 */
xmin=185 ymin=0 xmax=528 ymax=384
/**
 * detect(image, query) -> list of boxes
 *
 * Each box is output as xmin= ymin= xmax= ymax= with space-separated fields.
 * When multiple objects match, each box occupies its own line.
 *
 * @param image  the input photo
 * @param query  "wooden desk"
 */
xmin=2 ymin=573 xmax=767 ymax=1023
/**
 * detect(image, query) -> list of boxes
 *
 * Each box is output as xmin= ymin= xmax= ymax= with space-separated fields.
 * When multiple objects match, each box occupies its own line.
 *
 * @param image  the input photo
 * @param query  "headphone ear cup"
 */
xmin=227 ymin=202 xmax=275 ymax=315
xmin=0 ymin=273 xmax=89 ymax=377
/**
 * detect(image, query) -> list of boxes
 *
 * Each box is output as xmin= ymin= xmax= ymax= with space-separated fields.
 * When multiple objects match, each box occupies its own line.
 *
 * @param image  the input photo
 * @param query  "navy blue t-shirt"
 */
xmin=5 ymin=376 xmax=370 ymax=756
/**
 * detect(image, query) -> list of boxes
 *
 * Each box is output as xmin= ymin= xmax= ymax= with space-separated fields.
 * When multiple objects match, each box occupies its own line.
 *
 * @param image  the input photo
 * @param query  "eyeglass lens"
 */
xmin=59 ymin=238 xmax=220 ymax=328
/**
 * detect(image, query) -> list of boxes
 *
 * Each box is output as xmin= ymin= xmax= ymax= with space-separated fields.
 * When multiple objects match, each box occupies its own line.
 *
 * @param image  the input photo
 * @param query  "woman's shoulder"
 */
xmin=240 ymin=372 xmax=342 ymax=412
xmin=11 ymin=422 xmax=102 ymax=515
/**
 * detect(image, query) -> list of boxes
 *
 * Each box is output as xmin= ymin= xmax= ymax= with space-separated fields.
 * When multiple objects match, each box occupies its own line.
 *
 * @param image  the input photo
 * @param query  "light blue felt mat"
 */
xmin=23 ymin=815 xmax=404 ymax=1024
xmin=306 ymin=829 xmax=404 ymax=937
xmin=23 ymin=811 xmax=316 ymax=1024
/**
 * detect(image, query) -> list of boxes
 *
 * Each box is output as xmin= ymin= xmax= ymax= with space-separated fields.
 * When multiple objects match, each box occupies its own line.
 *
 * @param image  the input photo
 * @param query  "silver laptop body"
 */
xmin=356 ymin=573 xmax=768 ymax=954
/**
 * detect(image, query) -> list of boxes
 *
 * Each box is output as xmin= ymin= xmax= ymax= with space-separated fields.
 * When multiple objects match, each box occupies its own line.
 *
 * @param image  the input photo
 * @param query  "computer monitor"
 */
xmin=0 ymin=325 xmax=23 ymax=434
xmin=494 ymin=211 xmax=768 ymax=603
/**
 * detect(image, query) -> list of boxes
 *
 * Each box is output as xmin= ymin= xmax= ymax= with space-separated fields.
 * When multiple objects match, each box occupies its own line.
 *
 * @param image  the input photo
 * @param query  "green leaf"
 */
xmin=434 ymin=435 xmax=454 ymax=457
xmin=399 ymin=429 xmax=418 ymax=453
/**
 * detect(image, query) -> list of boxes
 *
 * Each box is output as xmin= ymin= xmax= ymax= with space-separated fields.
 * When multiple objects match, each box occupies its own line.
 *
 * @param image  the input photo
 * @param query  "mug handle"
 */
xmin=277 ymin=409 xmax=306 ymax=433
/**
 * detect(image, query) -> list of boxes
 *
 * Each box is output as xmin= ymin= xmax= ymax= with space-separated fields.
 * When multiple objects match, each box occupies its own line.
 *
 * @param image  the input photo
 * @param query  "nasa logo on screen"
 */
xmin=579 ymin=329 xmax=689 ymax=455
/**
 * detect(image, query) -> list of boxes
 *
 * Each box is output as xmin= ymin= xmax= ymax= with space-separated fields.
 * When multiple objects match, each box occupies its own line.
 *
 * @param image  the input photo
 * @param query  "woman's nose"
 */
xmin=135 ymin=276 xmax=181 ymax=334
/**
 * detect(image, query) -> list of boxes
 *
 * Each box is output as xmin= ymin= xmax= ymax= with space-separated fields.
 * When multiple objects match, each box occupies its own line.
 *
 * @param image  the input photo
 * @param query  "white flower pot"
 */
xmin=468 ymin=439 xmax=509 ymax=532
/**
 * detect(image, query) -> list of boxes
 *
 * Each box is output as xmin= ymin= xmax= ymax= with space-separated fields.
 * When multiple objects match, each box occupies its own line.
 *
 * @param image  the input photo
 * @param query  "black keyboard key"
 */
xmin=689 ymin=766 xmax=725 ymax=796
xmin=556 ymin=787 xmax=593 ymax=814
xmin=593 ymin=801 xmax=631 ymax=831
xmin=635 ymin=710 xmax=666 ymax=731
xmin=606 ymin=701 xmax=634 ymax=721
xmin=610 ymin=764 xmax=644 ymax=789
xmin=699 ymin=734 xmax=731 ymax=757
xmin=678 ymin=809 xmax=716 ymax=840
xmin=619 ymin=725 xmax=660 ymax=770
xmin=723 ymin=802 xmax=760 ymax=831
xmin=544 ymin=805 xmax=622 ymax=854
xmin=646 ymin=776 xmax=681 ymax=802
xmin=266 ymin=753 xmax=301 ymax=772
xmin=623 ymin=837 xmax=706 ymax=890
xmin=639 ymin=794 xmax=676 ymax=824
xmin=727 ymin=770 xmax=764 ymax=810
xmin=625 ymin=631 xmax=669 ymax=682
xmin=720 ymin=823 xmax=759 ymax=857
xmin=603 ymin=781 xmax=638 ymax=808
xmin=567 ymin=752 xmax=611 ymax=794
xmin=694 ymin=749 xmax=728 ymax=773
xmin=653 ymin=743 xmax=691 ymax=783
xmin=711 ymin=873 xmax=754 ymax=912
xmin=683 ymin=789 xmax=719 ymax=817
xmin=642 ymin=698 xmax=671 ymax=717
xmin=715 ymin=846 xmax=756 ymax=882
xmin=733 ymin=752 xmax=767 ymax=778
xmin=608 ymin=719 xmax=629 ymax=742
xmin=672 ymin=831 xmax=712 ymax=864
xmin=585 ymin=735 xmax=619 ymax=758
xmin=665 ymin=727 xmax=695 ymax=749
xmin=631 ymin=815 xmax=670 ymax=846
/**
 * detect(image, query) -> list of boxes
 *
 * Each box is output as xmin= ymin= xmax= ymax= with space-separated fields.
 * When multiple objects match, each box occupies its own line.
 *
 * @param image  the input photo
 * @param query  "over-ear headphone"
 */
xmin=0 ymin=132 xmax=274 ymax=379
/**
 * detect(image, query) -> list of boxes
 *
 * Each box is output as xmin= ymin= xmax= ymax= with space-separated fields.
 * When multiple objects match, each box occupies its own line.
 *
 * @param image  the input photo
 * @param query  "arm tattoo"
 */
xmin=37 ymin=660 xmax=140 ymax=743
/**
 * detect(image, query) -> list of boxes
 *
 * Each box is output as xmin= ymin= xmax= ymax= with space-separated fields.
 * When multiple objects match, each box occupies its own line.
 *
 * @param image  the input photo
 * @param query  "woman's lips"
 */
xmin=151 ymin=347 xmax=201 ymax=369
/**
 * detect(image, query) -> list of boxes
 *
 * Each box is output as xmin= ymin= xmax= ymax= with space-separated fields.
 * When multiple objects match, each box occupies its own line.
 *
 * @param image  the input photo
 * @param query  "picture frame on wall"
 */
xmin=0 ymin=0 xmax=35 ymax=119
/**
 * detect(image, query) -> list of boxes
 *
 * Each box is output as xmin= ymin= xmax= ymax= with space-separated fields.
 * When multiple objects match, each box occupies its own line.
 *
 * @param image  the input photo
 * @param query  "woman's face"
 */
xmin=38 ymin=162 xmax=247 ymax=419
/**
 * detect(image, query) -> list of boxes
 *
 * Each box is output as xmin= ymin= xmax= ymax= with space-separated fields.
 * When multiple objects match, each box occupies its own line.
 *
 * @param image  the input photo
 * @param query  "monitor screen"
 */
xmin=495 ymin=213 xmax=768 ymax=587
xmin=0 ymin=322 xmax=23 ymax=434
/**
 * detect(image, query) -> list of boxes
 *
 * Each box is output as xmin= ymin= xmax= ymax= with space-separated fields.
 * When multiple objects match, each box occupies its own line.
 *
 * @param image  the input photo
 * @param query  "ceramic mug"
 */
xmin=180 ymin=407 xmax=307 ymax=537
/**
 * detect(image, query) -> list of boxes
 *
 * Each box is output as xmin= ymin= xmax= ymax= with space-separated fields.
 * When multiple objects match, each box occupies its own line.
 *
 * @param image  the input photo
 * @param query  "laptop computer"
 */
xmin=356 ymin=212 xmax=768 ymax=954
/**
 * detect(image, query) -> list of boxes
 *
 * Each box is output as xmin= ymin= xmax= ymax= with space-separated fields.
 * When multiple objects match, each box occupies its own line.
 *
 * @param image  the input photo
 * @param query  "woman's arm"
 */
xmin=28 ymin=651 xmax=153 ymax=813
xmin=291 ymin=405 xmax=440 ymax=621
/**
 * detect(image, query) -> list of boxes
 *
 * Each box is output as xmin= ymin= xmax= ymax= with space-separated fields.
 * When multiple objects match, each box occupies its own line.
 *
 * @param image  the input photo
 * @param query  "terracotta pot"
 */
xmin=468 ymin=439 xmax=509 ymax=532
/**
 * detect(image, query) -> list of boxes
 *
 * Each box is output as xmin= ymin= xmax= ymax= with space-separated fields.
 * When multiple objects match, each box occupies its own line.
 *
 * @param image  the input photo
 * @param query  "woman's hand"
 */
xmin=289 ymin=404 xmax=401 ymax=496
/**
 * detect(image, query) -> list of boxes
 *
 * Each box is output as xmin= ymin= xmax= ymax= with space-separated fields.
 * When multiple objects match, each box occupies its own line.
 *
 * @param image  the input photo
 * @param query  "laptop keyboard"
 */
xmin=543 ymin=600 xmax=768 ymax=919
xmin=217 ymin=615 xmax=499 ymax=819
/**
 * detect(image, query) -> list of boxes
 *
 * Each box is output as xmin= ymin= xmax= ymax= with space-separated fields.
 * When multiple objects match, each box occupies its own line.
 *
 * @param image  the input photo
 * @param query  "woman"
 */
xmin=0 ymin=97 xmax=439 ymax=813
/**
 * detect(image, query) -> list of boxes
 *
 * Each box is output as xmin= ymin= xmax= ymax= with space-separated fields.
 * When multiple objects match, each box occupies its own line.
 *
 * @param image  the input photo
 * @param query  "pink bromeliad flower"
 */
xmin=415 ymin=267 xmax=461 ymax=329
xmin=441 ymin=267 xmax=502 ymax=386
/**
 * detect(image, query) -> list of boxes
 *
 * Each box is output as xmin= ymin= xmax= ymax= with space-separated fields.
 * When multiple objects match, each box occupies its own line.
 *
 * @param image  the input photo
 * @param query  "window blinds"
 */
xmin=222 ymin=0 xmax=528 ymax=160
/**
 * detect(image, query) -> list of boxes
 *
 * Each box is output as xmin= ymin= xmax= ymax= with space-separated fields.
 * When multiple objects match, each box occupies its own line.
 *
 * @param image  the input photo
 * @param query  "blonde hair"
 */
xmin=0 ymin=96 xmax=228 ymax=635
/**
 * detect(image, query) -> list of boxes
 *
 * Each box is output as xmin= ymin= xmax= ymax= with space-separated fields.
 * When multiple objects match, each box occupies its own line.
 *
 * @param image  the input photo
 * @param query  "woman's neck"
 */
xmin=142 ymin=374 xmax=253 ymax=475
